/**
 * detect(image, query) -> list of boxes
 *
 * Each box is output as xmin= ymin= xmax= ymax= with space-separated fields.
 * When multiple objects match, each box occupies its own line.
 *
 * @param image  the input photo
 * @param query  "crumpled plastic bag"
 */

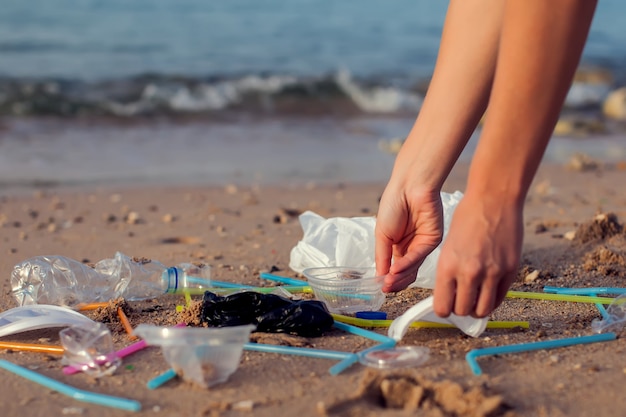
xmin=289 ymin=190 xmax=464 ymax=289
xmin=200 ymin=291 xmax=334 ymax=337
xmin=289 ymin=190 xmax=487 ymax=338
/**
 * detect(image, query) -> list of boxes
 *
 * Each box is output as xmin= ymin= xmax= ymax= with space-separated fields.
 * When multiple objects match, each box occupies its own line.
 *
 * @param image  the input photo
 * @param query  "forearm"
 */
xmin=467 ymin=0 xmax=598 ymax=205
xmin=391 ymin=0 xmax=505 ymax=191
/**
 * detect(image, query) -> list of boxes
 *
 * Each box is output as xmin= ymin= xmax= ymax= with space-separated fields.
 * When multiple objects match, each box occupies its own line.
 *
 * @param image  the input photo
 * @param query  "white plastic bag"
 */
xmin=289 ymin=190 xmax=463 ymax=289
xmin=289 ymin=190 xmax=487 ymax=338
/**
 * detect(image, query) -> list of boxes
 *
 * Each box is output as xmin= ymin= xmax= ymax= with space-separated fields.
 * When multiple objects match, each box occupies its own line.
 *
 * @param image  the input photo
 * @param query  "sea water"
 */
xmin=0 ymin=0 xmax=624 ymax=189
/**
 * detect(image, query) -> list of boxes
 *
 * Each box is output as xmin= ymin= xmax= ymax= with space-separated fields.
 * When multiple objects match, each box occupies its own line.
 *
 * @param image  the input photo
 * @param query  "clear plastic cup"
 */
xmin=133 ymin=324 xmax=255 ymax=388
xmin=302 ymin=266 xmax=385 ymax=314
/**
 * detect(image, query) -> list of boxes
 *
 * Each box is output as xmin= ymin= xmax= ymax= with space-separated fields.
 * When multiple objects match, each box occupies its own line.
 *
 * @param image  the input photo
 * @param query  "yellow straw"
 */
xmin=0 ymin=341 xmax=64 ymax=355
xmin=505 ymin=291 xmax=615 ymax=305
xmin=331 ymin=314 xmax=529 ymax=329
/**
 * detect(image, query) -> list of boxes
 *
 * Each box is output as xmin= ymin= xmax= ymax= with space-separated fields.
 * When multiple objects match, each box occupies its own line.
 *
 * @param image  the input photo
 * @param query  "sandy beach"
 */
xmin=0 ymin=158 xmax=625 ymax=417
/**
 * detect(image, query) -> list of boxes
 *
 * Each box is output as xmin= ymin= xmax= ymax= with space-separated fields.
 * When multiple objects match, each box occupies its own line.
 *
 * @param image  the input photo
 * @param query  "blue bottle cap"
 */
xmin=355 ymin=311 xmax=387 ymax=320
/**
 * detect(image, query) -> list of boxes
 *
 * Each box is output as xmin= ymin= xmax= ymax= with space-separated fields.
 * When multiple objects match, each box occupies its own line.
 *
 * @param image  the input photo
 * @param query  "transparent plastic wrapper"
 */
xmin=11 ymin=252 xmax=212 ymax=308
xmin=591 ymin=294 xmax=626 ymax=333
xmin=133 ymin=324 xmax=255 ymax=388
xmin=289 ymin=191 xmax=463 ymax=289
xmin=0 ymin=305 xmax=98 ymax=338
xmin=60 ymin=322 xmax=121 ymax=377
xmin=302 ymin=266 xmax=385 ymax=314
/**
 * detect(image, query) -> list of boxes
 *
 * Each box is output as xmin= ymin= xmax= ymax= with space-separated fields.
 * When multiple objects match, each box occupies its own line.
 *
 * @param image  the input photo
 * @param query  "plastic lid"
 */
xmin=358 ymin=346 xmax=430 ymax=369
xmin=355 ymin=311 xmax=387 ymax=320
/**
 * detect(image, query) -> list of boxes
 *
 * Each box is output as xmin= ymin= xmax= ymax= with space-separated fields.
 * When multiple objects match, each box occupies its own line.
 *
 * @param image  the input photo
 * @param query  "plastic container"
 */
xmin=358 ymin=346 xmax=430 ymax=369
xmin=0 ymin=305 xmax=98 ymax=338
xmin=133 ymin=324 xmax=255 ymax=388
xmin=60 ymin=323 xmax=121 ymax=377
xmin=11 ymin=252 xmax=212 ymax=308
xmin=302 ymin=266 xmax=385 ymax=314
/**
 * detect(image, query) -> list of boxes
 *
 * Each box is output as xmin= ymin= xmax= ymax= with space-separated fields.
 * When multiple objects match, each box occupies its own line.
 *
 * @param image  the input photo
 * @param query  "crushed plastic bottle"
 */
xmin=11 ymin=252 xmax=212 ymax=308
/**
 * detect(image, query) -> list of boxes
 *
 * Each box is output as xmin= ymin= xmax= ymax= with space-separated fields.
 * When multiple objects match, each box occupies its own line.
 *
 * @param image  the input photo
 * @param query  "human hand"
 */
xmin=375 ymin=187 xmax=444 ymax=292
xmin=432 ymin=191 xmax=523 ymax=318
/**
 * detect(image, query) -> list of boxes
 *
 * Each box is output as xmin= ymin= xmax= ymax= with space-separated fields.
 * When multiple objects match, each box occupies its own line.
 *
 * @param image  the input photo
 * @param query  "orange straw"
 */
xmin=0 ymin=341 xmax=64 ymax=355
xmin=76 ymin=302 xmax=109 ymax=311
xmin=117 ymin=307 xmax=138 ymax=341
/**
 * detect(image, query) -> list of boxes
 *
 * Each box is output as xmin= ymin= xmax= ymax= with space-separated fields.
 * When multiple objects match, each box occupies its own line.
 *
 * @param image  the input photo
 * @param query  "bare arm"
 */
xmin=433 ymin=0 xmax=598 ymax=317
xmin=376 ymin=0 xmax=506 ymax=287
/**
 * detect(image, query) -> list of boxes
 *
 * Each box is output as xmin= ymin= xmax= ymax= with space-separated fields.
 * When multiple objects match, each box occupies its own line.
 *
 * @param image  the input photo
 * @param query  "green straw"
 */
xmin=506 ymin=291 xmax=615 ymax=305
xmin=0 ymin=359 xmax=141 ymax=411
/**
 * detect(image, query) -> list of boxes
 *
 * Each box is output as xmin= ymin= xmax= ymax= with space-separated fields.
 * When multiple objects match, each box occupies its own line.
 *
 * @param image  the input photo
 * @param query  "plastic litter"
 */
xmin=60 ymin=322 xmax=121 ymax=377
xmin=358 ymin=346 xmax=430 ymax=369
xmin=133 ymin=324 xmax=255 ymax=388
xmin=289 ymin=190 xmax=463 ymax=290
xmin=0 ymin=304 xmax=97 ymax=338
xmin=591 ymin=293 xmax=626 ymax=333
xmin=388 ymin=295 xmax=488 ymax=340
xmin=302 ymin=266 xmax=385 ymax=314
xmin=0 ymin=359 xmax=141 ymax=412
xmin=200 ymin=291 xmax=334 ymax=337
xmin=11 ymin=252 xmax=213 ymax=307
xmin=466 ymin=332 xmax=617 ymax=376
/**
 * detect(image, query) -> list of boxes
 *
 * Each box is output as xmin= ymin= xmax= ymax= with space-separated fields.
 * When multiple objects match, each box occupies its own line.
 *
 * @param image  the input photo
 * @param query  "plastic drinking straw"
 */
xmin=173 ymin=285 xmax=313 ymax=296
xmin=505 ymin=290 xmax=615 ymax=305
xmin=331 ymin=313 xmax=530 ymax=330
xmin=0 ymin=341 xmax=64 ymax=355
xmin=332 ymin=321 xmax=395 ymax=344
xmin=243 ymin=342 xmax=354 ymax=361
xmin=543 ymin=286 xmax=626 ymax=295
xmin=260 ymin=273 xmax=308 ymax=286
xmin=147 ymin=368 xmax=178 ymax=390
xmin=0 ymin=359 xmax=141 ymax=411
xmin=117 ymin=307 xmax=138 ymax=341
xmin=589 ymin=293 xmax=610 ymax=320
xmin=329 ymin=340 xmax=397 ymax=376
xmin=466 ymin=332 xmax=617 ymax=376
xmin=76 ymin=302 xmax=109 ymax=311
xmin=63 ymin=323 xmax=187 ymax=375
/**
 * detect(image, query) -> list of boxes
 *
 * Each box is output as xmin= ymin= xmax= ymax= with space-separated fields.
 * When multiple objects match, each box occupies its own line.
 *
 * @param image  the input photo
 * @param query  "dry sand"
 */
xmin=1 ymin=159 xmax=626 ymax=417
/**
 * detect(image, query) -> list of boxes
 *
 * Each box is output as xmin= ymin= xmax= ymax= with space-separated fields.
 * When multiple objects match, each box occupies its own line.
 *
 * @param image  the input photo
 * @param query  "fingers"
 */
xmin=374 ymin=232 xmax=393 ymax=277
xmin=434 ymin=263 xmax=515 ymax=318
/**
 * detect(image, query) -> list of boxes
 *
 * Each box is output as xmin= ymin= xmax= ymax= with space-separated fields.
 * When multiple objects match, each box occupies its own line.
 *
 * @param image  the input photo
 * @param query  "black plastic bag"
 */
xmin=201 ymin=291 xmax=334 ymax=337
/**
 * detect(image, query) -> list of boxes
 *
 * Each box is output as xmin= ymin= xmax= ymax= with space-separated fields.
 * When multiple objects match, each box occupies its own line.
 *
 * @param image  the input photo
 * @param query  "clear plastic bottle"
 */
xmin=11 ymin=252 xmax=212 ymax=308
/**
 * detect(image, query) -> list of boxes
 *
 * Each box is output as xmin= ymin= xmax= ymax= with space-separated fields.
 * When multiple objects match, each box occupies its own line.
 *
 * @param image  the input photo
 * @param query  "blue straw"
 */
xmin=590 ymin=292 xmax=610 ymax=320
xmin=0 ymin=359 xmax=141 ymax=412
xmin=243 ymin=342 xmax=353 ymax=360
xmin=147 ymin=368 xmax=178 ymax=390
xmin=329 ymin=340 xmax=396 ymax=376
xmin=332 ymin=321 xmax=395 ymax=345
xmin=260 ymin=273 xmax=308 ymax=286
xmin=543 ymin=286 xmax=626 ymax=295
xmin=466 ymin=333 xmax=617 ymax=376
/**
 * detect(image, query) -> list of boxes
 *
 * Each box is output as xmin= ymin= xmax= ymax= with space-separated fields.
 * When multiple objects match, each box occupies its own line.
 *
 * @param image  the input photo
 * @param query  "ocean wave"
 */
xmin=0 ymin=70 xmax=423 ymax=118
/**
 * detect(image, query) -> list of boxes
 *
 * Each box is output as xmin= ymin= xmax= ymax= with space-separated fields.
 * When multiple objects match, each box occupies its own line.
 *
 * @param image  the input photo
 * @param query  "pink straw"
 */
xmin=63 ymin=323 xmax=186 ymax=375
